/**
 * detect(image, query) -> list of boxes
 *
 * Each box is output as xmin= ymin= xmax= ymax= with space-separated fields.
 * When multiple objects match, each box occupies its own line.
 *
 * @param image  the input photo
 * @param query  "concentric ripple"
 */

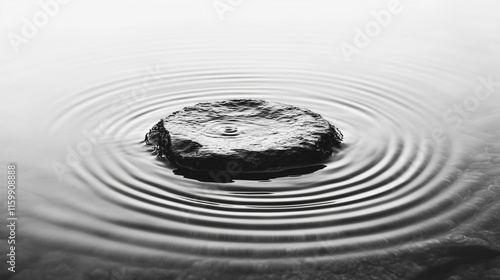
xmin=33 ymin=37 xmax=499 ymax=265
xmin=201 ymin=119 xmax=267 ymax=138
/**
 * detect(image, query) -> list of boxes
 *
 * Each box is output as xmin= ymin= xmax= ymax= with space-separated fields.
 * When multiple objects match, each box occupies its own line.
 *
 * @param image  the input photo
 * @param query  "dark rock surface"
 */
xmin=145 ymin=99 xmax=343 ymax=172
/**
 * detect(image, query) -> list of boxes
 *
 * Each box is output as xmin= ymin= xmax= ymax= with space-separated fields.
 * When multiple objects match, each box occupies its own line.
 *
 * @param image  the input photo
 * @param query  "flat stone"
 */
xmin=145 ymin=99 xmax=342 ymax=172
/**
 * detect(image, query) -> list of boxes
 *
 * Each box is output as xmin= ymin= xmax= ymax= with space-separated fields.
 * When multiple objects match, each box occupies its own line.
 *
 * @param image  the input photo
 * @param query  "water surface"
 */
xmin=1 ymin=1 xmax=500 ymax=279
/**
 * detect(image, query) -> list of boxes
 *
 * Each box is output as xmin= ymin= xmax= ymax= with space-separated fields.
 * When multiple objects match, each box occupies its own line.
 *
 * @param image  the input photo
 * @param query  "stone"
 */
xmin=145 ymin=99 xmax=343 ymax=172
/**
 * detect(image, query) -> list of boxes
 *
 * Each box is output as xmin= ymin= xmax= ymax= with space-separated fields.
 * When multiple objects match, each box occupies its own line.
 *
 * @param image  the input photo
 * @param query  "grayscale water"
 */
xmin=1 ymin=1 xmax=500 ymax=279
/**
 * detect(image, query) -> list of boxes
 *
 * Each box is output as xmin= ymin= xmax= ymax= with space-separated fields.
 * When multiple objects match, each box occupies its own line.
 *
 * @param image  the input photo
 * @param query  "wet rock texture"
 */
xmin=145 ymin=99 xmax=343 ymax=172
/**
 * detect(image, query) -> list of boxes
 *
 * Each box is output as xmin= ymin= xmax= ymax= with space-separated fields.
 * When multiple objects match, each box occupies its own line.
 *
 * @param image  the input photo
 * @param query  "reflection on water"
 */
xmin=1 ymin=1 xmax=500 ymax=279
xmin=173 ymin=163 xmax=328 ymax=183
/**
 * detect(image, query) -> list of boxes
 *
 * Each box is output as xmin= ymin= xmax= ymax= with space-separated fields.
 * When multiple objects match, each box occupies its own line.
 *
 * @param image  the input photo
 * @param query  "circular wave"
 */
xmin=201 ymin=119 xmax=272 ymax=138
xmin=36 ymin=47 xmax=493 ymax=263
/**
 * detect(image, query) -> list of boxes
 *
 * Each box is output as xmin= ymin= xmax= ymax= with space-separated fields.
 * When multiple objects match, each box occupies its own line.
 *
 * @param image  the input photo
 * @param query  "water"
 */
xmin=1 ymin=1 xmax=500 ymax=279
